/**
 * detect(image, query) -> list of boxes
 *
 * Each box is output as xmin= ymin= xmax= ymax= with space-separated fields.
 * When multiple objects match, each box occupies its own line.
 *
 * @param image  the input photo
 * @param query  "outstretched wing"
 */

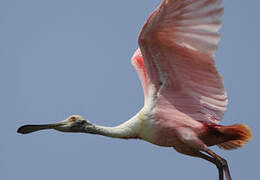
xmin=137 ymin=0 xmax=227 ymax=124
xmin=131 ymin=49 xmax=149 ymax=103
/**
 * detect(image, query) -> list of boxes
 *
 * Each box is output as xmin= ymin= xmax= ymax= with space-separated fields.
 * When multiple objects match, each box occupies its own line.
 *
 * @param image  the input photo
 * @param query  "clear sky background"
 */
xmin=1 ymin=0 xmax=259 ymax=180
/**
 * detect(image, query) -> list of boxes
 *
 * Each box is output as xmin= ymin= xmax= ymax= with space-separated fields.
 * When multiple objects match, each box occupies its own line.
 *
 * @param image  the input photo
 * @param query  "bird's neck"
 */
xmin=83 ymin=115 xmax=142 ymax=139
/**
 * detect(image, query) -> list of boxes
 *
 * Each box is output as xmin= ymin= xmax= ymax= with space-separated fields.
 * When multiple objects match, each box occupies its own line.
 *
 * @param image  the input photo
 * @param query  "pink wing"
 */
xmin=131 ymin=48 xmax=150 ymax=104
xmin=134 ymin=0 xmax=227 ymax=124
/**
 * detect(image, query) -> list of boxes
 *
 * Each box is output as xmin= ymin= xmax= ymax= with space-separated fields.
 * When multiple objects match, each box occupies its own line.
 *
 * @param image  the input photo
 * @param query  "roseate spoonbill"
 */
xmin=18 ymin=0 xmax=252 ymax=179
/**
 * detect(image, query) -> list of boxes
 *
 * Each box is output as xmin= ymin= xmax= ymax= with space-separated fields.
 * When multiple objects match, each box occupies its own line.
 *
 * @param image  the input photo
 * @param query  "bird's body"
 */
xmin=18 ymin=0 xmax=252 ymax=180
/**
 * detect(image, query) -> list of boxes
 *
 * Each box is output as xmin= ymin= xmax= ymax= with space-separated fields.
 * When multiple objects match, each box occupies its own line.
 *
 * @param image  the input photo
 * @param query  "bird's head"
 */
xmin=54 ymin=115 xmax=92 ymax=133
xmin=17 ymin=115 xmax=93 ymax=134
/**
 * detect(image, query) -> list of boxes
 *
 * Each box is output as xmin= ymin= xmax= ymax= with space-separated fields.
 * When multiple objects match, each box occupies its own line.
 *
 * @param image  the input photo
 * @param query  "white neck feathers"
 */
xmin=84 ymin=115 xmax=142 ymax=139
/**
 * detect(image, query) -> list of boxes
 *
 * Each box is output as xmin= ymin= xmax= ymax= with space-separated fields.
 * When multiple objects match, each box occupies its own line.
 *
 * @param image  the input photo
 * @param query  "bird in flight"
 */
xmin=18 ymin=0 xmax=252 ymax=180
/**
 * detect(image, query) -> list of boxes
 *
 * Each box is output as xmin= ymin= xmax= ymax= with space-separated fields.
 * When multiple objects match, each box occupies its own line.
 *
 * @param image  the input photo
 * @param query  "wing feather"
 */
xmin=131 ymin=49 xmax=149 ymax=103
xmin=137 ymin=0 xmax=227 ymax=123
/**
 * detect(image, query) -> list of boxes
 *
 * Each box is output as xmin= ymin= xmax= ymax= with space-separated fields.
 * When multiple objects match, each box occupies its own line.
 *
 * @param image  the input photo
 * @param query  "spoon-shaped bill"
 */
xmin=17 ymin=124 xmax=56 ymax=134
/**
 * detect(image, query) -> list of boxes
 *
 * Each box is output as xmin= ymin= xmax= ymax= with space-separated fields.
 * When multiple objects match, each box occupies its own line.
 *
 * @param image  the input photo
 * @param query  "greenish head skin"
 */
xmin=54 ymin=115 xmax=92 ymax=133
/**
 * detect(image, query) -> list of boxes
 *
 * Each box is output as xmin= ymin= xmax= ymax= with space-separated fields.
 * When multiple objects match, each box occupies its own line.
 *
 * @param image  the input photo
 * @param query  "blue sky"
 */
xmin=1 ymin=0 xmax=259 ymax=179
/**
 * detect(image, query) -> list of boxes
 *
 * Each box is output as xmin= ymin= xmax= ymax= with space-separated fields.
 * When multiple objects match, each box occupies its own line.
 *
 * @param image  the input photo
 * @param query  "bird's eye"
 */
xmin=70 ymin=116 xmax=76 ymax=121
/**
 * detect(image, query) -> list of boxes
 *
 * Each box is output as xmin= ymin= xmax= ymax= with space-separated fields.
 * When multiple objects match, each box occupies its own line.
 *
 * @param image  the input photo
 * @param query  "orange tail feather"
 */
xmin=217 ymin=124 xmax=252 ymax=150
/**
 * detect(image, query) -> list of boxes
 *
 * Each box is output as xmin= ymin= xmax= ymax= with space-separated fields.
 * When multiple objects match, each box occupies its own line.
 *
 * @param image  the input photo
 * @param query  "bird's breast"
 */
xmin=137 ymin=108 xmax=179 ymax=147
xmin=137 ymin=106 xmax=203 ymax=147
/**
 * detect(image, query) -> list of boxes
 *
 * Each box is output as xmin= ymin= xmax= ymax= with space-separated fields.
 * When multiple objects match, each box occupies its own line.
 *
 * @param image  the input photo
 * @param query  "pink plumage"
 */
xmin=131 ymin=1 xmax=252 ymax=179
xmin=134 ymin=0 xmax=227 ymax=124
xmin=18 ymin=1 xmax=253 ymax=180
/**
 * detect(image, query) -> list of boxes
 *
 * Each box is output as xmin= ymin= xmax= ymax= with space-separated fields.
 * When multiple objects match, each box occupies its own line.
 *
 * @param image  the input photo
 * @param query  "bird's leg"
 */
xmin=197 ymin=152 xmax=224 ymax=180
xmin=202 ymin=148 xmax=232 ymax=180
